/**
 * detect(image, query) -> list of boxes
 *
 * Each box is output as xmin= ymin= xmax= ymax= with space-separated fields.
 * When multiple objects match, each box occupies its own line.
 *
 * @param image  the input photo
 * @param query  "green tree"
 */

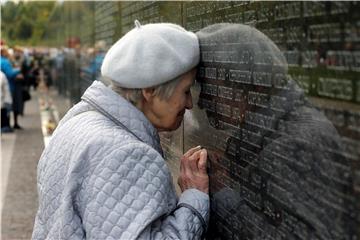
xmin=14 ymin=17 xmax=33 ymax=39
xmin=1 ymin=1 xmax=55 ymax=45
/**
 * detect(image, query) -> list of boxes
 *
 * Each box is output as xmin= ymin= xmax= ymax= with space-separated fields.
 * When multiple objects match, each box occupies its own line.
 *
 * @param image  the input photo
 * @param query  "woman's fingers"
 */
xmin=184 ymin=145 xmax=202 ymax=158
xmin=183 ymin=147 xmax=208 ymax=173
xmin=198 ymin=149 xmax=207 ymax=174
xmin=178 ymin=146 xmax=209 ymax=194
xmin=188 ymin=150 xmax=203 ymax=172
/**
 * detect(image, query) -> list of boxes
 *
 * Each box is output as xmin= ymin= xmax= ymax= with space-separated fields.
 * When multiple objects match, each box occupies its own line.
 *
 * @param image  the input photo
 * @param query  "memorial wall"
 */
xmin=63 ymin=1 xmax=360 ymax=239
xmin=182 ymin=2 xmax=360 ymax=239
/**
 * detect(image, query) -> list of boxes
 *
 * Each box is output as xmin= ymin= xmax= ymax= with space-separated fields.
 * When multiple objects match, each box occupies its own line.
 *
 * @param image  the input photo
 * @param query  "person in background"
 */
xmin=0 ymin=45 xmax=24 ymax=129
xmin=32 ymin=20 xmax=209 ymax=239
xmin=12 ymin=46 xmax=24 ymax=68
xmin=1 ymin=71 xmax=13 ymax=133
xmin=82 ymin=40 xmax=106 ymax=81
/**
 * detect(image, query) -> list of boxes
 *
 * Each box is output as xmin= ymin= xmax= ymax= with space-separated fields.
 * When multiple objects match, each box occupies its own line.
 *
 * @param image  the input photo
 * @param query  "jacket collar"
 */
xmin=81 ymin=81 xmax=163 ymax=155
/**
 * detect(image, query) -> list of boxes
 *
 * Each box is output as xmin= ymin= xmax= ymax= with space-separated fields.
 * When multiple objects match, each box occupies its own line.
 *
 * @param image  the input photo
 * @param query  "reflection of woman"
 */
xmin=32 ymin=21 xmax=209 ymax=239
xmin=195 ymin=24 xmax=356 ymax=239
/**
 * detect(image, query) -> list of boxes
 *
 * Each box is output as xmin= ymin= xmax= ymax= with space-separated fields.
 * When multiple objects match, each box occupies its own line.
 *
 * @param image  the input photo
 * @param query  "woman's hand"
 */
xmin=178 ymin=146 xmax=209 ymax=194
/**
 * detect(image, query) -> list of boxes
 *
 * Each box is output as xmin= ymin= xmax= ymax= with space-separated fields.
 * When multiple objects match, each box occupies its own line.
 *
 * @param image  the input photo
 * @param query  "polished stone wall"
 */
xmin=65 ymin=2 xmax=360 ymax=239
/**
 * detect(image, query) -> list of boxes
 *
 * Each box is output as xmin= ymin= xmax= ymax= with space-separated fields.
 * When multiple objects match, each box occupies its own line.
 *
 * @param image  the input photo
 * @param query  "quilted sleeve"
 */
xmin=144 ymin=188 xmax=209 ymax=240
xmin=81 ymin=141 xmax=209 ymax=240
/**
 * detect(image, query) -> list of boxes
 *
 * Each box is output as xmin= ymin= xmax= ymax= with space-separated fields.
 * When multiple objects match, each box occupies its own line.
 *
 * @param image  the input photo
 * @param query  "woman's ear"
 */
xmin=142 ymin=88 xmax=155 ymax=102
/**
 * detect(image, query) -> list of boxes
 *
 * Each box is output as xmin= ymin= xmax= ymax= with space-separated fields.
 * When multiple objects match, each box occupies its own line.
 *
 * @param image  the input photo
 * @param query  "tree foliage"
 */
xmin=1 ymin=1 xmax=56 ymax=45
xmin=1 ymin=1 xmax=94 ymax=47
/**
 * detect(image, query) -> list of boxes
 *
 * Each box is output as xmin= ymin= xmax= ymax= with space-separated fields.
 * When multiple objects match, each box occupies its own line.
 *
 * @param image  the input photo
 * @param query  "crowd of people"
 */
xmin=0 ymin=42 xmax=53 ymax=133
xmin=0 ymin=38 xmax=110 ymax=135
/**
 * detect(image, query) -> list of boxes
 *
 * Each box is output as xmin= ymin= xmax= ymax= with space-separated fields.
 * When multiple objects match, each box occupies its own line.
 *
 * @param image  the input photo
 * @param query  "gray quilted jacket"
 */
xmin=32 ymin=81 xmax=209 ymax=240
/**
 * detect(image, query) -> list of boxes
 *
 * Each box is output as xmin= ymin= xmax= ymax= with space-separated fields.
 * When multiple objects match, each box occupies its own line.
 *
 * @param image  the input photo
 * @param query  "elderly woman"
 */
xmin=32 ymin=21 xmax=209 ymax=239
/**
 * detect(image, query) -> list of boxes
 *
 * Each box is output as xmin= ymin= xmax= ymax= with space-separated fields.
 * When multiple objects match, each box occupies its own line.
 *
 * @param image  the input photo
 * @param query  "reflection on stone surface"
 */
xmin=184 ymin=23 xmax=359 ymax=239
xmin=159 ymin=125 xmax=183 ymax=194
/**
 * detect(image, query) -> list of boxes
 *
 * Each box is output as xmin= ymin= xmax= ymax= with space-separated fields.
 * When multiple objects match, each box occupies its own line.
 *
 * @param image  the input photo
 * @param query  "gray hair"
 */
xmin=100 ymin=75 xmax=183 ymax=107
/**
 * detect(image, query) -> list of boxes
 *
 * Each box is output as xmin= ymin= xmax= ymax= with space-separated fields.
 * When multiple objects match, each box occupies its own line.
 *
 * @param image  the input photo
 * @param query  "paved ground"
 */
xmin=1 ymin=90 xmax=43 ymax=239
xmin=1 ymin=87 xmax=70 ymax=240
xmin=1 ymin=128 xmax=15 ymax=213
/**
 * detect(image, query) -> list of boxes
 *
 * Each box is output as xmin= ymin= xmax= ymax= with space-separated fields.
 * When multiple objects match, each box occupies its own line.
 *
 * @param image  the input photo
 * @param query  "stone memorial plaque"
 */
xmin=120 ymin=2 xmax=182 ymax=34
xmin=184 ymin=23 xmax=360 ymax=239
xmin=181 ymin=2 xmax=360 ymax=239
xmin=94 ymin=2 xmax=119 ymax=47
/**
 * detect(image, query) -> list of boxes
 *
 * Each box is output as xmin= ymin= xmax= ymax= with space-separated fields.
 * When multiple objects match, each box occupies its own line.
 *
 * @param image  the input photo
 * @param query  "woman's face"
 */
xmin=144 ymin=69 xmax=196 ymax=132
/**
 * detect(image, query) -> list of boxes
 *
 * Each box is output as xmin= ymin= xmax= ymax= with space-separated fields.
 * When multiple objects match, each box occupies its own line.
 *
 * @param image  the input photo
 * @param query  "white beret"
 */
xmin=101 ymin=20 xmax=200 ymax=88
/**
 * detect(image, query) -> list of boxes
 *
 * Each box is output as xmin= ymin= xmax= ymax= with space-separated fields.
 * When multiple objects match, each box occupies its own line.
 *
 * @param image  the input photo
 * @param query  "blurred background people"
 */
xmin=81 ymin=40 xmax=106 ymax=81
xmin=0 ymin=45 xmax=24 ymax=129
xmin=1 ymin=71 xmax=13 ymax=133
